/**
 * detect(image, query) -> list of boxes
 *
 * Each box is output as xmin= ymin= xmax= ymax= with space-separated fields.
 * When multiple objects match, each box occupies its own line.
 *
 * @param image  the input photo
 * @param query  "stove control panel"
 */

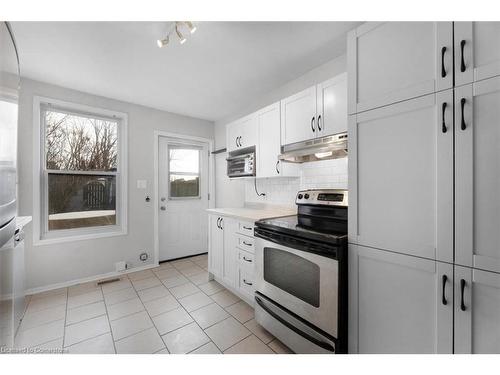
xmin=296 ymin=189 xmax=348 ymax=206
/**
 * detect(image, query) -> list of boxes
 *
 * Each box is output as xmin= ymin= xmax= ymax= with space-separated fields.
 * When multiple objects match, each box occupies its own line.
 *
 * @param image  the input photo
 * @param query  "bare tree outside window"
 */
xmin=44 ymin=108 xmax=119 ymax=231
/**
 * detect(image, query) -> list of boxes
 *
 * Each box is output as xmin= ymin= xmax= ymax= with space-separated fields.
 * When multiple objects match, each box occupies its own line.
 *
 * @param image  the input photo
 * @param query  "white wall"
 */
xmin=17 ymin=77 xmax=214 ymax=291
xmin=214 ymin=55 xmax=347 ymax=208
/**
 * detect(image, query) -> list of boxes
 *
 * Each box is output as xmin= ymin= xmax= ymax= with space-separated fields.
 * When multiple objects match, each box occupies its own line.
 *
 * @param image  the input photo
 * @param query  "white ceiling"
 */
xmin=10 ymin=22 xmax=359 ymax=121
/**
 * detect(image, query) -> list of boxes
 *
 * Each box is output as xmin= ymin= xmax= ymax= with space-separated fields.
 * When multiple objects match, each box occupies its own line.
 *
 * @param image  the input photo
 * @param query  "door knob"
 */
xmin=160 ymin=206 xmax=166 ymax=211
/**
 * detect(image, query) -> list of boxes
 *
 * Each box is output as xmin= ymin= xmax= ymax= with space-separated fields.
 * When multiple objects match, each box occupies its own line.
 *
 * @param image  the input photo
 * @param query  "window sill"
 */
xmin=34 ymin=228 xmax=127 ymax=246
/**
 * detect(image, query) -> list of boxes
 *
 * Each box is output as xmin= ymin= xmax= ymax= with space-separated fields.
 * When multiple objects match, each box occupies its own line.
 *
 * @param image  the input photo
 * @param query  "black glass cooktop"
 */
xmin=255 ymin=214 xmax=347 ymax=245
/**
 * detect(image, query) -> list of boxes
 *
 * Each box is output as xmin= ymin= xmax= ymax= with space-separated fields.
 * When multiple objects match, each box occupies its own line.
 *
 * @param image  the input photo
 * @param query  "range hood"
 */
xmin=279 ymin=132 xmax=348 ymax=163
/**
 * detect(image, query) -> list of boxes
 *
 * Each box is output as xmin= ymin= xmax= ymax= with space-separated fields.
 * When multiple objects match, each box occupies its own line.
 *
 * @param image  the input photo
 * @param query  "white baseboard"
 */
xmin=25 ymin=262 xmax=160 ymax=296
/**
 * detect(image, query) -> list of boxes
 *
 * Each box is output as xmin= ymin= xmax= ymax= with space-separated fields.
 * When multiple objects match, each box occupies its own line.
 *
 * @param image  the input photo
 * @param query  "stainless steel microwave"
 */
xmin=227 ymin=148 xmax=256 ymax=178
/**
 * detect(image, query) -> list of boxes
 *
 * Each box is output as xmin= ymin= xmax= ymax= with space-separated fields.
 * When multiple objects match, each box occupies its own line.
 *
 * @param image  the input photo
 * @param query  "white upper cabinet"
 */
xmin=455 ymin=22 xmax=500 ymax=86
xmin=316 ymin=72 xmax=348 ymax=136
xmin=281 ymin=73 xmax=348 ymax=146
xmin=454 ymin=266 xmax=500 ymax=354
xmin=348 ymin=91 xmax=453 ymax=262
xmin=349 ymin=244 xmax=453 ymax=354
xmin=455 ymin=77 xmax=500 ymax=273
xmin=257 ymin=102 xmax=281 ymax=178
xmin=280 ymin=86 xmax=317 ymax=145
xmin=347 ymin=22 xmax=453 ymax=114
xmin=226 ymin=113 xmax=258 ymax=153
xmin=257 ymin=102 xmax=299 ymax=178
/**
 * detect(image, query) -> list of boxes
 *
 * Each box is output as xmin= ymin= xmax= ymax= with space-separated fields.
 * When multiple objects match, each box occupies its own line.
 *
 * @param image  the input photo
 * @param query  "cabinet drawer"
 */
xmin=238 ymin=268 xmax=255 ymax=297
xmin=237 ymin=221 xmax=254 ymax=236
xmin=236 ymin=234 xmax=255 ymax=253
xmin=238 ymin=249 xmax=255 ymax=272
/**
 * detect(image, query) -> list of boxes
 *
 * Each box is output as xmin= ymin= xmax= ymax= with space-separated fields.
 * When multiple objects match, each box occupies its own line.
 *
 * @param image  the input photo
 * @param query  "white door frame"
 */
xmin=153 ymin=131 xmax=215 ymax=265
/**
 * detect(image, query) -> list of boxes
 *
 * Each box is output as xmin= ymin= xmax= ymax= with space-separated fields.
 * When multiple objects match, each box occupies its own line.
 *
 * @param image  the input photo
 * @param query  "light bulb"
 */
xmin=185 ymin=21 xmax=197 ymax=34
xmin=176 ymin=25 xmax=186 ymax=44
xmin=157 ymin=37 xmax=169 ymax=48
xmin=314 ymin=151 xmax=333 ymax=159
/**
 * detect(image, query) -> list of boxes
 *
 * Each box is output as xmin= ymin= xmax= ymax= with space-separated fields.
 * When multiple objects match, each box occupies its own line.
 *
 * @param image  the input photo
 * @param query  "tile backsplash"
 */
xmin=245 ymin=157 xmax=348 ymax=207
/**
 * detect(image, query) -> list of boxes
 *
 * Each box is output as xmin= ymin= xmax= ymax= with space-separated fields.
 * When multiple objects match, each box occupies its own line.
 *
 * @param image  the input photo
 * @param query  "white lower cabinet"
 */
xmin=208 ymin=214 xmax=256 ymax=305
xmin=208 ymin=214 xmax=224 ymax=278
xmin=454 ymin=266 xmax=500 ymax=354
xmin=221 ymin=218 xmax=237 ymax=288
xmin=349 ymin=244 xmax=453 ymax=354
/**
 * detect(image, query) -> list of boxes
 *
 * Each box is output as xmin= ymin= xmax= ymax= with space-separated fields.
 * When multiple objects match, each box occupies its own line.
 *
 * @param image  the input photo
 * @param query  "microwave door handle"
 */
xmin=254 ymin=295 xmax=335 ymax=353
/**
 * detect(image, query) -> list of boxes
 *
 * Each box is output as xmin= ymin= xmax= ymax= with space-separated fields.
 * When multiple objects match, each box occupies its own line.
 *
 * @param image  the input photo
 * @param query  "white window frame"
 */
xmin=33 ymin=96 xmax=128 ymax=245
xmin=167 ymin=144 xmax=202 ymax=200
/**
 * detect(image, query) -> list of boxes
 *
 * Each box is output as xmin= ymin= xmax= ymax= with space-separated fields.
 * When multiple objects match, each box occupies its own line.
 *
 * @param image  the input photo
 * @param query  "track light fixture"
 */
xmin=156 ymin=35 xmax=169 ymax=48
xmin=175 ymin=24 xmax=186 ymax=44
xmin=157 ymin=21 xmax=197 ymax=48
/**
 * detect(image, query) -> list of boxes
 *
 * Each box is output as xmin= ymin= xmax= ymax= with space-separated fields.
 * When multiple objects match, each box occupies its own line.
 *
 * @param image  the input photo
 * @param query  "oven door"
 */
xmin=254 ymin=233 xmax=338 ymax=338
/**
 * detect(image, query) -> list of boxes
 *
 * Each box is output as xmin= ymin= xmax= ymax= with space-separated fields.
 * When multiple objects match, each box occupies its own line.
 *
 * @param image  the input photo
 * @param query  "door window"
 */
xmin=168 ymin=147 xmax=200 ymax=199
xmin=263 ymin=247 xmax=320 ymax=307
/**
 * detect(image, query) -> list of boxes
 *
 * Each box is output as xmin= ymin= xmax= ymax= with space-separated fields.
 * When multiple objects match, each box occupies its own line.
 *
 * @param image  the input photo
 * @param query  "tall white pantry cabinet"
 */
xmin=347 ymin=22 xmax=500 ymax=354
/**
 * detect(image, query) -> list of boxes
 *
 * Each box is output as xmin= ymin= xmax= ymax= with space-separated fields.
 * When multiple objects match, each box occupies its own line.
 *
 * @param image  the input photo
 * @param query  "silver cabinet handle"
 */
xmin=242 ymin=226 xmax=253 ymax=230
xmin=243 ymin=279 xmax=253 ymax=286
xmin=160 ymin=206 xmax=166 ymax=211
xmin=242 ymin=256 xmax=252 ymax=263
xmin=242 ymin=241 xmax=252 ymax=246
xmin=160 ymin=197 xmax=166 ymax=202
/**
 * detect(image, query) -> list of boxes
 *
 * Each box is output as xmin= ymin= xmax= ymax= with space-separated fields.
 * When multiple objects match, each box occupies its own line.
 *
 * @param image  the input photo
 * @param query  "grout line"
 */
xmin=99 ymin=285 xmax=117 ymax=354
xmin=61 ymin=287 xmax=69 ymax=350
xmin=128 ymin=269 xmax=168 ymax=353
xmin=64 ymin=331 xmax=112 ymax=351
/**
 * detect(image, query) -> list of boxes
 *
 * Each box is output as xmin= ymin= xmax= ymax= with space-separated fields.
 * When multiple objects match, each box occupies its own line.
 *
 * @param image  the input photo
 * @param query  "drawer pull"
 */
xmin=243 ymin=279 xmax=253 ymax=286
xmin=242 ymin=226 xmax=253 ymax=230
xmin=242 ymin=241 xmax=252 ymax=247
xmin=242 ymin=256 xmax=253 ymax=263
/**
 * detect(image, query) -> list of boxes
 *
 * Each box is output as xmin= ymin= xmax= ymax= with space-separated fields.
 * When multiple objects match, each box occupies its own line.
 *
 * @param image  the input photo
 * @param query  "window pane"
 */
xmin=169 ymin=174 xmax=199 ymax=198
xmin=169 ymin=148 xmax=199 ymax=173
xmin=44 ymin=109 xmax=118 ymax=171
xmin=48 ymin=174 xmax=116 ymax=230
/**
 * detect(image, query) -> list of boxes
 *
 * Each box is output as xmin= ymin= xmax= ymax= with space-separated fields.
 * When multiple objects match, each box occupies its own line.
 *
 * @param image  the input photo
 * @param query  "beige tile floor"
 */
xmin=16 ymin=254 xmax=293 ymax=354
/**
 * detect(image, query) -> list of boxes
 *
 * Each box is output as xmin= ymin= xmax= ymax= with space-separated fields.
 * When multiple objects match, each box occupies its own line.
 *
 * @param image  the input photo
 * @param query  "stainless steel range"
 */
xmin=254 ymin=189 xmax=348 ymax=354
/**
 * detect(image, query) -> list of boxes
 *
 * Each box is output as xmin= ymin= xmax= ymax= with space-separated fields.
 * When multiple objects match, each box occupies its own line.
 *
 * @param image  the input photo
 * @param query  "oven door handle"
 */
xmin=254 ymin=295 xmax=335 ymax=353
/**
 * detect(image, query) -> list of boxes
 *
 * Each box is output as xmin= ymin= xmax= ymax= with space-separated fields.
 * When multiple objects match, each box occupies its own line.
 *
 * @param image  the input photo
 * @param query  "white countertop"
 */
xmin=207 ymin=204 xmax=296 ymax=222
xmin=16 ymin=216 xmax=32 ymax=231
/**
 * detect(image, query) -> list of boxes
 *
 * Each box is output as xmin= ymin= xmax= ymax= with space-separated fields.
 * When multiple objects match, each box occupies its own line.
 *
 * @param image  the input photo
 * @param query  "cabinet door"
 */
xmin=455 ymin=78 xmax=500 ymax=273
xmin=348 ymin=91 xmax=453 ymax=262
xmin=257 ymin=102 xmax=281 ymax=178
xmin=316 ymin=73 xmax=347 ymax=136
xmin=348 ymin=245 xmax=453 ymax=354
xmin=454 ymin=266 xmax=500 ymax=354
xmin=208 ymin=215 xmax=223 ymax=278
xmin=226 ymin=121 xmax=240 ymax=153
xmin=221 ymin=217 xmax=236 ymax=288
xmin=455 ymin=22 xmax=500 ymax=86
xmin=280 ymin=86 xmax=317 ymax=145
xmin=347 ymin=22 xmax=453 ymax=114
xmin=238 ymin=113 xmax=258 ymax=150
